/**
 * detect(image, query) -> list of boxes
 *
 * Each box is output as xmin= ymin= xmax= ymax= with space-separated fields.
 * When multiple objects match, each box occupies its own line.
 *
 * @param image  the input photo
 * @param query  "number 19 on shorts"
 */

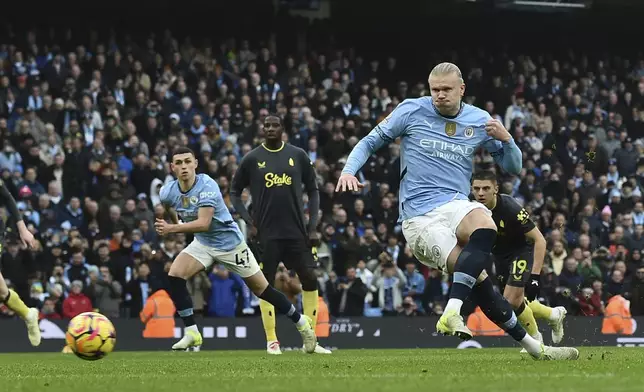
xmin=512 ymin=259 xmax=527 ymax=281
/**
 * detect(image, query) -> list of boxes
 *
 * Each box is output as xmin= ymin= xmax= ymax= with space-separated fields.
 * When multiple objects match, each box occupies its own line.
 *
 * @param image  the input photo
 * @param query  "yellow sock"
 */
xmin=302 ymin=290 xmax=319 ymax=329
xmin=528 ymin=299 xmax=553 ymax=320
xmin=516 ymin=301 xmax=539 ymax=338
xmin=5 ymin=289 xmax=29 ymax=319
xmin=259 ymin=300 xmax=278 ymax=342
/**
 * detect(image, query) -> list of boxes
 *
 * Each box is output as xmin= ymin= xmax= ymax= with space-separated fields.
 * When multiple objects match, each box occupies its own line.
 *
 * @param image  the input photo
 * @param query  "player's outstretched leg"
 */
xmin=0 ymin=273 xmax=40 ymax=346
xmin=528 ymin=299 xmax=567 ymax=344
xmin=167 ymin=253 xmax=204 ymax=351
xmin=473 ymin=277 xmax=578 ymax=360
xmin=245 ymin=271 xmax=317 ymax=353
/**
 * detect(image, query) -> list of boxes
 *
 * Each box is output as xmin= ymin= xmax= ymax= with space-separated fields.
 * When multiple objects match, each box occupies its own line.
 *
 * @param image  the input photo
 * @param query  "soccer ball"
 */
xmin=65 ymin=312 xmax=117 ymax=361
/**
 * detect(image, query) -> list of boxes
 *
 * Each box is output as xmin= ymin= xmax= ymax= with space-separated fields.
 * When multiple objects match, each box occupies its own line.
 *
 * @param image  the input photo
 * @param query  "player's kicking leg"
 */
xmin=167 ymin=250 xmax=205 ymax=351
xmin=444 ymin=243 xmax=578 ymax=360
xmin=0 ymin=272 xmax=41 ymax=346
xmin=403 ymin=201 xmax=578 ymax=359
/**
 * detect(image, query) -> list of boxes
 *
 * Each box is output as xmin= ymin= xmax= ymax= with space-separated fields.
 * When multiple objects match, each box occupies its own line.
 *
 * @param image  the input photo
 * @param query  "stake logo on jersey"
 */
xmin=265 ymin=172 xmax=293 ymax=188
xmin=160 ymin=173 xmax=243 ymax=252
xmin=232 ymin=143 xmax=317 ymax=241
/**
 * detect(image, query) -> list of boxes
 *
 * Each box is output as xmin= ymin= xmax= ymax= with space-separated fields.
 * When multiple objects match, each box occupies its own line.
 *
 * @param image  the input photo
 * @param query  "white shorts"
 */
xmin=402 ymin=199 xmax=491 ymax=273
xmin=182 ymin=240 xmax=261 ymax=278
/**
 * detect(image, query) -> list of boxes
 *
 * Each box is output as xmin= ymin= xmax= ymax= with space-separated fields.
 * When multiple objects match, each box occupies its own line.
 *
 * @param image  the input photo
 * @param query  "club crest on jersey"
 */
xmin=190 ymin=196 xmax=198 ymax=205
xmin=431 ymin=245 xmax=442 ymax=261
xmin=289 ymin=158 xmax=294 ymax=167
xmin=445 ymin=122 xmax=457 ymax=137
xmin=464 ymin=127 xmax=474 ymax=138
xmin=517 ymin=209 xmax=530 ymax=224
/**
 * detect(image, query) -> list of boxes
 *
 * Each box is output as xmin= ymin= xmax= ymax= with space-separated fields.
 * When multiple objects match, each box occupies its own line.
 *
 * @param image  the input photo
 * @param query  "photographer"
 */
xmin=86 ymin=266 xmax=122 ymax=319
xmin=397 ymin=296 xmax=420 ymax=317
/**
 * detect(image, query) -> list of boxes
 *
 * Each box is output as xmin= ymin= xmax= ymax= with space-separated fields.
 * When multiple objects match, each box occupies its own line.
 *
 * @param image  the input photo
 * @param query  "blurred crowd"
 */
xmin=0 ymin=16 xmax=643 ymax=323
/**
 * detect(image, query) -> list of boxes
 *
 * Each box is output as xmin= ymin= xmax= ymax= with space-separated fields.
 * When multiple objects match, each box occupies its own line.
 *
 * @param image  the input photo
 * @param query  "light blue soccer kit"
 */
xmin=342 ymin=97 xmax=522 ymax=272
xmin=160 ymin=173 xmax=260 ymax=277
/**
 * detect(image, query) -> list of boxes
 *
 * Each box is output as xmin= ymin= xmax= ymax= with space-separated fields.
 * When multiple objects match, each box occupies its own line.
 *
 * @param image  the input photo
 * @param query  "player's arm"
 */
xmin=167 ymin=207 xmax=214 ymax=234
xmin=164 ymin=205 xmax=180 ymax=225
xmin=0 ymin=180 xmax=23 ymax=226
xmin=512 ymin=202 xmax=543 ymax=301
xmin=301 ymin=151 xmax=320 ymax=235
xmin=230 ymin=156 xmax=255 ymax=226
xmin=338 ymin=100 xmax=412 ymax=191
xmin=525 ymin=227 xmax=546 ymax=275
xmin=0 ymin=179 xmax=32 ymax=243
xmin=482 ymin=119 xmax=522 ymax=175
xmin=158 ymin=183 xmax=180 ymax=224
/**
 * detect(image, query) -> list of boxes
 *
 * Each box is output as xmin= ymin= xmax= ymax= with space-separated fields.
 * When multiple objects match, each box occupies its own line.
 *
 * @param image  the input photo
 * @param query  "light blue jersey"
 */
xmin=343 ymin=97 xmax=522 ymax=222
xmin=160 ymin=173 xmax=243 ymax=251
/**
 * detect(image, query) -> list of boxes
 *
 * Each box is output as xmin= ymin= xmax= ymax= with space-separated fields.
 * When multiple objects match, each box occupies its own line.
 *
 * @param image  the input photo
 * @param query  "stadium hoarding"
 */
xmin=1 ymin=317 xmax=643 ymax=353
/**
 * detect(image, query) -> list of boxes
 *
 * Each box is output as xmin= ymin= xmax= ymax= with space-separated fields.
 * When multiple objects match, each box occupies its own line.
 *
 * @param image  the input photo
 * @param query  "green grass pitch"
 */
xmin=0 ymin=348 xmax=642 ymax=392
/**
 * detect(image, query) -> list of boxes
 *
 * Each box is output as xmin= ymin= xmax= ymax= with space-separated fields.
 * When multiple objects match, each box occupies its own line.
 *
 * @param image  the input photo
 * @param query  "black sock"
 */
xmin=451 ymin=228 xmax=496 ymax=301
xmin=168 ymin=276 xmax=196 ymax=327
xmin=473 ymin=277 xmax=527 ymax=342
xmin=515 ymin=300 xmax=526 ymax=316
xmin=259 ymin=285 xmax=302 ymax=324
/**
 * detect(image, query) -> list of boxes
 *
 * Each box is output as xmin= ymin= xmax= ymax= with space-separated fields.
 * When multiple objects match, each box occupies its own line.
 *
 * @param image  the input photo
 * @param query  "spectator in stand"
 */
xmin=576 ymin=285 xmax=604 ymax=316
xmin=39 ymin=298 xmax=62 ymax=320
xmin=327 ymin=266 xmax=367 ymax=317
xmin=62 ymin=280 xmax=93 ymax=319
xmin=370 ymin=262 xmax=406 ymax=316
xmin=207 ymin=265 xmax=252 ymax=318
xmin=402 ymin=260 xmax=425 ymax=313
xmin=86 ymin=266 xmax=122 ymax=319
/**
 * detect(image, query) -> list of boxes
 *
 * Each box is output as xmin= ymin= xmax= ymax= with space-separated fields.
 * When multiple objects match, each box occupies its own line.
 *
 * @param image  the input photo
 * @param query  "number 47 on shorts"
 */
xmin=235 ymin=248 xmax=251 ymax=267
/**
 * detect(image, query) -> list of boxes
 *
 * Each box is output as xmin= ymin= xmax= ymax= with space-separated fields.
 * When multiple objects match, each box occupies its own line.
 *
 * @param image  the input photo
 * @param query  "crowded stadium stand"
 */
xmin=0 ymin=0 xmax=643 ymax=329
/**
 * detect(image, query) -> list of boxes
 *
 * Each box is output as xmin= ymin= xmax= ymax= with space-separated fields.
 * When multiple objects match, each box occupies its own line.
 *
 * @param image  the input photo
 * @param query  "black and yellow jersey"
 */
xmin=491 ymin=194 xmax=536 ymax=257
xmin=231 ymin=142 xmax=317 ymax=241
